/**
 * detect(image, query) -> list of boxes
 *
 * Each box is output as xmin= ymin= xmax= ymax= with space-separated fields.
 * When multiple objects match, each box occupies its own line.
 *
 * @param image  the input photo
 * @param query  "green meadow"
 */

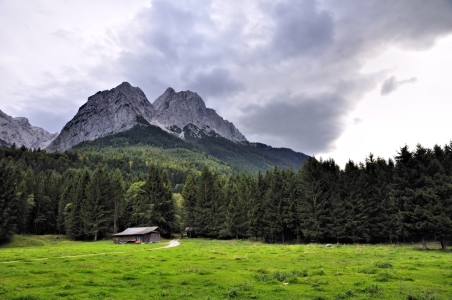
xmin=1 ymin=236 xmax=451 ymax=299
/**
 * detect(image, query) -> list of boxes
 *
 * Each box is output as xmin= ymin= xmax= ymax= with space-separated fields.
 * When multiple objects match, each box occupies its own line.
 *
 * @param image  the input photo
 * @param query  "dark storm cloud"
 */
xmin=113 ymin=0 xmax=235 ymax=101
xmin=4 ymin=0 xmax=452 ymax=154
xmin=102 ymin=0 xmax=452 ymax=153
xmin=187 ymin=68 xmax=244 ymax=99
xmin=268 ymin=0 xmax=334 ymax=58
xmin=241 ymin=93 xmax=351 ymax=154
xmin=328 ymin=0 xmax=452 ymax=50
xmin=381 ymin=76 xmax=417 ymax=96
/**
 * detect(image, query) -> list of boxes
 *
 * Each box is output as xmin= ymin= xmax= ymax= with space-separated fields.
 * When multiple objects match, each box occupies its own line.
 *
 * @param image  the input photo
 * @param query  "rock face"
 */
xmin=153 ymin=88 xmax=247 ymax=142
xmin=0 ymin=110 xmax=58 ymax=149
xmin=46 ymin=82 xmax=246 ymax=152
xmin=47 ymin=82 xmax=155 ymax=152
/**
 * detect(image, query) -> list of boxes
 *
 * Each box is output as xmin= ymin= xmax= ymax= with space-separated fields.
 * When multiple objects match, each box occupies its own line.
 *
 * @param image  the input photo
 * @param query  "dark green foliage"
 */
xmin=224 ymin=174 xmax=252 ymax=239
xmin=340 ymin=160 xmax=367 ymax=243
xmin=142 ymin=164 xmax=177 ymax=237
xmin=297 ymin=158 xmax=343 ymax=243
xmin=82 ymin=165 xmax=112 ymax=240
xmin=64 ymin=169 xmax=91 ymax=239
xmin=111 ymin=169 xmax=125 ymax=234
xmin=74 ymin=125 xmax=309 ymax=175
xmin=181 ymin=173 xmax=197 ymax=237
xmin=0 ymin=160 xmax=20 ymax=240
xmin=124 ymin=181 xmax=149 ymax=227
xmin=3 ymin=136 xmax=452 ymax=245
xmin=194 ymin=166 xmax=223 ymax=237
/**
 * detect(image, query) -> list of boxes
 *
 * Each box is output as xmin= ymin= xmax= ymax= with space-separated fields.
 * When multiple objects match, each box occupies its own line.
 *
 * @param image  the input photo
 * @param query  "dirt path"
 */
xmin=0 ymin=239 xmax=181 ymax=264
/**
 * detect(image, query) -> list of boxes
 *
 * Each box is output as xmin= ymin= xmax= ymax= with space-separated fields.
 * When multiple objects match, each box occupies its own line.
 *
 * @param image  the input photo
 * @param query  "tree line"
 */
xmin=181 ymin=143 xmax=452 ymax=249
xmin=0 ymin=146 xmax=178 ymax=241
xmin=1 ymin=142 xmax=452 ymax=249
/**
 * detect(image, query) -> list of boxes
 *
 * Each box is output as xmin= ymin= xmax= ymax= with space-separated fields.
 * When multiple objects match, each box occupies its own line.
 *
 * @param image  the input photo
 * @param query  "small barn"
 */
xmin=113 ymin=227 xmax=160 ymax=244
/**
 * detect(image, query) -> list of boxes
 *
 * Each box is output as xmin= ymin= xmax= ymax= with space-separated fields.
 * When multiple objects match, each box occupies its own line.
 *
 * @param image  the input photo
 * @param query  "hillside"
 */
xmin=72 ymin=124 xmax=309 ymax=174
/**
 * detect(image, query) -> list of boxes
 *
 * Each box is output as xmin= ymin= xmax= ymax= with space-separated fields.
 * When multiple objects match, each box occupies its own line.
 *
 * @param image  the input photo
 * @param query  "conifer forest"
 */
xmin=1 ymin=142 xmax=452 ymax=249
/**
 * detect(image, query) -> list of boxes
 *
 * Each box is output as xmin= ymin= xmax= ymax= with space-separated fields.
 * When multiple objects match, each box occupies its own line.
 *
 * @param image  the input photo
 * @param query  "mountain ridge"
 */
xmin=0 ymin=109 xmax=58 ymax=149
xmin=46 ymin=82 xmax=247 ymax=152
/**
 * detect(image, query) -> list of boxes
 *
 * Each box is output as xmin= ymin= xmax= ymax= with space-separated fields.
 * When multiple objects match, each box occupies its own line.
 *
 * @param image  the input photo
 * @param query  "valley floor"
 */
xmin=0 ymin=236 xmax=451 ymax=299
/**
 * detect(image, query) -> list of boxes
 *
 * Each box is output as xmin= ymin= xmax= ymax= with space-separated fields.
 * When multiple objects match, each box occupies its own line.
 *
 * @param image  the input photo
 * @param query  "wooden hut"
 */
xmin=113 ymin=227 xmax=160 ymax=244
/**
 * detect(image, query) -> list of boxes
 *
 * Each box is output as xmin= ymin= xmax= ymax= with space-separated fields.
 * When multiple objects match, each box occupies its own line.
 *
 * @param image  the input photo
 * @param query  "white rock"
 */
xmin=0 ymin=110 xmax=57 ymax=149
xmin=46 ymin=83 xmax=247 ymax=152
xmin=153 ymin=88 xmax=247 ymax=142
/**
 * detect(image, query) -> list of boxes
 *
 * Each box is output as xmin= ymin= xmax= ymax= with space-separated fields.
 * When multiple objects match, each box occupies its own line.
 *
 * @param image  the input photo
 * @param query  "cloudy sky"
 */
xmin=1 ymin=0 xmax=452 ymax=167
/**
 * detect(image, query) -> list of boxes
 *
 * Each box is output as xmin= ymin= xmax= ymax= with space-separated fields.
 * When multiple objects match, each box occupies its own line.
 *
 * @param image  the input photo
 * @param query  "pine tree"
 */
xmin=282 ymin=168 xmax=301 ymax=243
xmin=0 ymin=160 xmax=20 ymax=240
xmin=195 ymin=166 xmax=217 ymax=237
xmin=433 ymin=144 xmax=452 ymax=249
xmin=182 ymin=173 xmax=197 ymax=237
xmin=16 ymin=167 xmax=35 ymax=234
xmin=247 ymin=171 xmax=265 ymax=240
xmin=111 ymin=169 xmax=125 ymax=234
xmin=340 ymin=160 xmax=366 ymax=243
xmin=82 ymin=165 xmax=112 ymax=241
xmin=298 ymin=158 xmax=329 ymax=242
xmin=124 ymin=181 xmax=150 ymax=227
xmin=64 ymin=168 xmax=91 ymax=240
xmin=143 ymin=164 xmax=177 ymax=237
xmin=224 ymin=174 xmax=249 ymax=239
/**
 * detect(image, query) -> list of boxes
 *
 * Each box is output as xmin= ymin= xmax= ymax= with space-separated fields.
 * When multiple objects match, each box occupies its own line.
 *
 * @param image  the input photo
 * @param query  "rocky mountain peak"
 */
xmin=153 ymin=88 xmax=246 ymax=142
xmin=0 ymin=109 xmax=57 ymax=149
xmin=46 ymin=82 xmax=155 ymax=152
xmin=45 ymin=83 xmax=247 ymax=152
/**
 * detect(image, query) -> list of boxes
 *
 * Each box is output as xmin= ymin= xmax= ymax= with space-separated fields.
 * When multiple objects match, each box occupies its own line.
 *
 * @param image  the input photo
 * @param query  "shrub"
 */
xmin=375 ymin=262 xmax=393 ymax=269
xmin=362 ymin=284 xmax=384 ymax=295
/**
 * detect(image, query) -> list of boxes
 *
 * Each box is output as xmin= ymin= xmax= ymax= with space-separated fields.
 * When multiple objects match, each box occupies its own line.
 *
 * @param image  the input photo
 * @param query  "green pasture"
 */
xmin=1 ymin=236 xmax=451 ymax=299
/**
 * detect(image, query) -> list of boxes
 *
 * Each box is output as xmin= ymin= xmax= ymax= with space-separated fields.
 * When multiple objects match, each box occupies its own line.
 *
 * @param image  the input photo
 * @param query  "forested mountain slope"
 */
xmin=73 ymin=124 xmax=309 ymax=174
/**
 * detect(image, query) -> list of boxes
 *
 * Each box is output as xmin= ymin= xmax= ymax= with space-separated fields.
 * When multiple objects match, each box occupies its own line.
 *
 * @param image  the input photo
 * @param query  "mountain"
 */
xmin=41 ymin=81 xmax=309 ymax=172
xmin=0 ymin=110 xmax=57 ymax=149
xmin=72 ymin=124 xmax=309 ymax=174
xmin=153 ymin=88 xmax=247 ymax=142
xmin=46 ymin=82 xmax=246 ymax=152
xmin=46 ymin=82 xmax=155 ymax=152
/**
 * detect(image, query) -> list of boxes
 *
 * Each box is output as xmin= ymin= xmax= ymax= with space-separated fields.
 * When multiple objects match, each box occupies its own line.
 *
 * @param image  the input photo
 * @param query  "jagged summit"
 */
xmin=45 ymin=83 xmax=246 ymax=152
xmin=153 ymin=88 xmax=247 ymax=142
xmin=46 ymin=82 xmax=155 ymax=152
xmin=0 ymin=110 xmax=57 ymax=149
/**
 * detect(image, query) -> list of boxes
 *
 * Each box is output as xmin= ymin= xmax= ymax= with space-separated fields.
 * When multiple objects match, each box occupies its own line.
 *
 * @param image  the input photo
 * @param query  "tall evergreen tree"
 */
xmin=16 ymin=167 xmax=35 ymax=234
xmin=111 ymin=169 xmax=125 ymax=234
xmin=182 ymin=173 xmax=197 ymax=237
xmin=143 ymin=164 xmax=177 ymax=237
xmin=298 ymin=158 xmax=329 ymax=242
xmin=124 ymin=181 xmax=150 ymax=227
xmin=0 ymin=160 xmax=20 ymax=240
xmin=82 ymin=165 xmax=112 ymax=241
xmin=224 ymin=174 xmax=249 ymax=239
xmin=247 ymin=171 xmax=266 ymax=240
xmin=64 ymin=168 xmax=91 ymax=240
xmin=340 ymin=160 xmax=366 ymax=243
xmin=195 ymin=166 xmax=217 ymax=237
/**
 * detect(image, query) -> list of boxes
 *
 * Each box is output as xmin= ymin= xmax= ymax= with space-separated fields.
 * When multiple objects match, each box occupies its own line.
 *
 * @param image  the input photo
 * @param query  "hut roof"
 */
xmin=113 ymin=227 xmax=159 ymax=236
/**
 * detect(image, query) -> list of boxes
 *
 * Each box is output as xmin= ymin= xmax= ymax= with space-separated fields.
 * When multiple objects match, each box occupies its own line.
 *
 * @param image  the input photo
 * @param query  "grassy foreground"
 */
xmin=0 ymin=236 xmax=451 ymax=299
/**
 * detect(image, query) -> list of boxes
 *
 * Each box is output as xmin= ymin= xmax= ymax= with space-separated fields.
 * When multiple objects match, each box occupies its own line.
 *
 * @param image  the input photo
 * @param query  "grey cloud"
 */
xmin=3 ymin=0 xmax=452 ymax=155
xmin=22 ymin=109 xmax=69 ymax=134
xmin=5 ymin=76 xmax=99 ymax=133
xmin=328 ymin=0 xmax=452 ymax=51
xmin=187 ymin=68 xmax=244 ymax=100
xmin=381 ymin=76 xmax=417 ymax=96
xmin=239 ymin=93 xmax=352 ymax=154
xmin=268 ymin=0 xmax=334 ymax=58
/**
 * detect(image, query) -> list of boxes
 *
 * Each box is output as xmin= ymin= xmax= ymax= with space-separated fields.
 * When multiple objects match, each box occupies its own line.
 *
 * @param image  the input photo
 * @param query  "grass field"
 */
xmin=1 ymin=236 xmax=451 ymax=299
